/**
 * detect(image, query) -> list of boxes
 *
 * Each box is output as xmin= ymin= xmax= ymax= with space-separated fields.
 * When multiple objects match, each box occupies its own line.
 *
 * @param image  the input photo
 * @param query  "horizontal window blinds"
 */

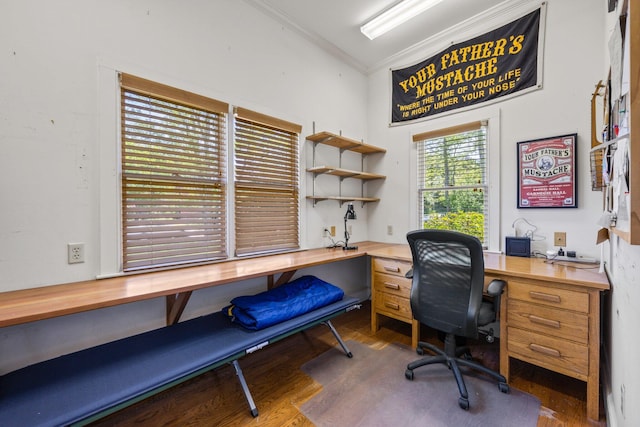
xmin=416 ymin=121 xmax=489 ymax=245
xmin=121 ymin=73 xmax=228 ymax=271
xmin=412 ymin=121 xmax=484 ymax=143
xmin=234 ymin=107 xmax=301 ymax=256
xmin=417 ymin=125 xmax=487 ymax=191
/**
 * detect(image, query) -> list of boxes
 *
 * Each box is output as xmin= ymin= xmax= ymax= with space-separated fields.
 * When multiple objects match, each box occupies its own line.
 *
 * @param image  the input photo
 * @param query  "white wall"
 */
xmin=0 ymin=0 xmax=370 ymax=372
xmin=606 ymin=238 xmax=640 ymax=427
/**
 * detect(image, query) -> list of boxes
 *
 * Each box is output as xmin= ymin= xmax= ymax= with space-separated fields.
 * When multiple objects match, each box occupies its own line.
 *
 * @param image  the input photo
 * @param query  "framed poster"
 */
xmin=517 ymin=133 xmax=577 ymax=208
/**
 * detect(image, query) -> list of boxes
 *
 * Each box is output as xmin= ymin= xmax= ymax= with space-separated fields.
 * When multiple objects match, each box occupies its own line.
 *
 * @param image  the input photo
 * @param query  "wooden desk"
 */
xmin=366 ymin=244 xmax=610 ymax=421
xmin=0 ymin=241 xmax=388 ymax=328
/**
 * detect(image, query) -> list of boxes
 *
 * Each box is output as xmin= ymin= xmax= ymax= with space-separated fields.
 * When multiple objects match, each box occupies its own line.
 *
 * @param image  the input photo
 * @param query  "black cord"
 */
xmin=543 ymin=259 xmax=600 ymax=269
xmin=323 ymin=229 xmax=345 ymax=248
xmin=532 ymin=250 xmax=599 ymax=269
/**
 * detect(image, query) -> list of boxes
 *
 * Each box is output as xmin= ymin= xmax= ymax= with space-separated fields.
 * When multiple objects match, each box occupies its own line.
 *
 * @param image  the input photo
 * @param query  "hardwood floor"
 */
xmin=91 ymin=301 xmax=606 ymax=426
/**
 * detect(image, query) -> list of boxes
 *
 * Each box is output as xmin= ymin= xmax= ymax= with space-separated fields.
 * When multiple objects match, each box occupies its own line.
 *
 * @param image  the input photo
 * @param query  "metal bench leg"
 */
xmin=232 ymin=360 xmax=258 ymax=417
xmin=322 ymin=320 xmax=353 ymax=358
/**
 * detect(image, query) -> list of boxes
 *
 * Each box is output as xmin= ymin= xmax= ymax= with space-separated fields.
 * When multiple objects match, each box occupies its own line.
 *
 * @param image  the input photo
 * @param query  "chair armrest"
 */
xmin=486 ymin=279 xmax=506 ymax=297
xmin=405 ymin=268 xmax=413 ymax=279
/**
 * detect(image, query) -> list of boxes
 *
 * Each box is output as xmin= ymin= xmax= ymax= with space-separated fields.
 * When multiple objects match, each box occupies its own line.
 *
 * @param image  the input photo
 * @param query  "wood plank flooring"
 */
xmin=91 ymin=301 xmax=606 ymax=426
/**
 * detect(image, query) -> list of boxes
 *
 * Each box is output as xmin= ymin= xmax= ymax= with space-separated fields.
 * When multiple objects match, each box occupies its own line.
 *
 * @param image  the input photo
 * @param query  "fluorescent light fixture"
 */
xmin=360 ymin=0 xmax=444 ymax=40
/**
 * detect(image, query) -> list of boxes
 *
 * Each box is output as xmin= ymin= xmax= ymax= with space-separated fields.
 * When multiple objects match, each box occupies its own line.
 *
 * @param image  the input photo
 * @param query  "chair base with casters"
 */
xmin=405 ymin=332 xmax=510 ymax=410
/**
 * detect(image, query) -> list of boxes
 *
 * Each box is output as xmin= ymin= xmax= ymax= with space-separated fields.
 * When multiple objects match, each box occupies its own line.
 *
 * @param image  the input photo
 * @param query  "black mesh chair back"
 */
xmin=407 ymin=229 xmax=485 ymax=339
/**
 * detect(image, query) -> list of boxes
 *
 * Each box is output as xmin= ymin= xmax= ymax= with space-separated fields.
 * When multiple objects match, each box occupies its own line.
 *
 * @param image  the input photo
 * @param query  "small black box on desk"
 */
xmin=505 ymin=237 xmax=531 ymax=257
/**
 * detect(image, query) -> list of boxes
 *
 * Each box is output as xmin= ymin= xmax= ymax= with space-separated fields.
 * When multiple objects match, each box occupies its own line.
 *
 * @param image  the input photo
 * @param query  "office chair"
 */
xmin=404 ymin=229 xmax=509 ymax=410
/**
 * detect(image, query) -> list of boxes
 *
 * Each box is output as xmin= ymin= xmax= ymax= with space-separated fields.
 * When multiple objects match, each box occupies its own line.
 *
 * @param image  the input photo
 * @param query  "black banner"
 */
xmin=391 ymin=8 xmax=541 ymax=124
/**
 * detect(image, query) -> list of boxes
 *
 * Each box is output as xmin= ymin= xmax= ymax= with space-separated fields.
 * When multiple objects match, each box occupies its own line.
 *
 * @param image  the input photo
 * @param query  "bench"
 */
xmin=0 ymin=295 xmax=361 ymax=426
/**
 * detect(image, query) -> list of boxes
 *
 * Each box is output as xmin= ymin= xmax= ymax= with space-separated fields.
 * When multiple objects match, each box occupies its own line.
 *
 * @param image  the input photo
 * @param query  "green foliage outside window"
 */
xmin=423 ymin=212 xmax=484 ymax=242
xmin=420 ymin=128 xmax=487 ymax=244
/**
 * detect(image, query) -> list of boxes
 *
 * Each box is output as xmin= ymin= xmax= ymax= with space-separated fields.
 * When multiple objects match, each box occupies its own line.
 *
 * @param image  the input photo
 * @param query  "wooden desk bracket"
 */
xmin=166 ymin=292 xmax=193 ymax=325
xmin=268 ymin=270 xmax=296 ymax=289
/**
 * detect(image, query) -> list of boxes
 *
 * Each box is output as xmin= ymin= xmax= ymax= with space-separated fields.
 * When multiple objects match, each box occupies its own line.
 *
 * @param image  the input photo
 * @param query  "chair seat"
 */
xmin=478 ymin=301 xmax=496 ymax=326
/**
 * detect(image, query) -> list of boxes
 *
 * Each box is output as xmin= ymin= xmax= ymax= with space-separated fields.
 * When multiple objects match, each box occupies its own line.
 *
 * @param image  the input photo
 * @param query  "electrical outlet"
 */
xmin=387 ymin=225 xmax=393 ymax=235
xmin=553 ymin=232 xmax=566 ymax=247
xmin=68 ymin=243 xmax=85 ymax=264
xmin=322 ymin=227 xmax=336 ymax=238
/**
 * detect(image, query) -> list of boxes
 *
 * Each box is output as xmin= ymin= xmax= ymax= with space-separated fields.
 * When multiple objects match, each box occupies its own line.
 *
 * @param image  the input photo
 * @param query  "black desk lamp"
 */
xmin=343 ymin=202 xmax=358 ymax=250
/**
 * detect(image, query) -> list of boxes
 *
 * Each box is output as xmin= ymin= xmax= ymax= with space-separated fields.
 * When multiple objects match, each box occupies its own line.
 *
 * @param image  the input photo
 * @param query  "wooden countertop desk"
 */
xmin=367 ymin=243 xmax=610 ymax=421
xmin=0 ymin=241 xmax=388 ymax=328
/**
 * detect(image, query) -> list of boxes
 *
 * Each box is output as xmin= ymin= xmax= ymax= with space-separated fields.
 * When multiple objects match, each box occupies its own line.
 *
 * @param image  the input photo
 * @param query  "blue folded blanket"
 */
xmin=223 ymin=275 xmax=344 ymax=330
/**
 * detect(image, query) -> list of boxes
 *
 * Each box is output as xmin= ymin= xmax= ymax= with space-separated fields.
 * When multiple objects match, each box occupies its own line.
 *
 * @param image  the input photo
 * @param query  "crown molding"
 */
xmin=244 ymin=0 xmax=369 ymax=74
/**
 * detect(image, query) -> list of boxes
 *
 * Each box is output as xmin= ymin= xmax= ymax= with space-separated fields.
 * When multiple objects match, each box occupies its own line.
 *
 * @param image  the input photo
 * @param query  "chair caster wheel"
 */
xmin=499 ymin=382 xmax=510 ymax=393
xmin=405 ymin=369 xmax=414 ymax=380
xmin=416 ymin=347 xmax=424 ymax=355
xmin=251 ymin=408 xmax=259 ymax=417
xmin=458 ymin=397 xmax=469 ymax=410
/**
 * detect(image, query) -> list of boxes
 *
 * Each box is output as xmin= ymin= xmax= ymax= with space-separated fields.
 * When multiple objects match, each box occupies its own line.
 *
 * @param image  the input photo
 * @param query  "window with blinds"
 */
xmin=414 ymin=121 xmax=488 ymax=246
xmin=234 ymin=107 xmax=301 ymax=256
xmin=120 ymin=74 xmax=228 ymax=271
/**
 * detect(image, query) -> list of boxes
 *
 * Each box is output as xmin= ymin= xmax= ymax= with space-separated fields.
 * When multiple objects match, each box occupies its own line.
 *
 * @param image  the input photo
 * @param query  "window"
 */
xmin=414 ymin=121 xmax=489 ymax=246
xmin=120 ymin=74 xmax=228 ymax=271
xmin=233 ymin=107 xmax=301 ymax=256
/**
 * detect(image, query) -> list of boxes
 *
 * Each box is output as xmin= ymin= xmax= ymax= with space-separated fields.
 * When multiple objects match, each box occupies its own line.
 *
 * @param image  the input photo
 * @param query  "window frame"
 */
xmin=100 ymin=71 xmax=303 ymax=275
xmin=232 ymin=107 xmax=302 ymax=257
xmin=119 ymin=73 xmax=229 ymax=272
xmin=411 ymin=111 xmax=500 ymax=252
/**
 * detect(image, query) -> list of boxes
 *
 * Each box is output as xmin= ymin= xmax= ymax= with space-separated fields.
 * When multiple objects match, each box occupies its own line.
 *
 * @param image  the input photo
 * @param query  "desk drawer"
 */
xmin=508 ymin=281 xmax=589 ymax=313
xmin=373 ymin=272 xmax=411 ymax=298
xmin=508 ymin=299 xmax=588 ymax=344
xmin=373 ymin=258 xmax=412 ymax=277
xmin=374 ymin=291 xmax=412 ymax=321
xmin=508 ymin=327 xmax=588 ymax=378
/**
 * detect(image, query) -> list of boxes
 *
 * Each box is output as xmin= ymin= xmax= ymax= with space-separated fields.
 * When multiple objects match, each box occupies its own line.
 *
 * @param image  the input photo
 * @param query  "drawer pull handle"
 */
xmin=529 ymin=291 xmax=561 ymax=303
xmin=529 ymin=343 xmax=561 ymax=358
xmin=383 ymin=265 xmax=401 ymax=273
xmin=384 ymin=282 xmax=400 ymax=290
xmin=529 ymin=315 xmax=561 ymax=329
xmin=384 ymin=302 xmax=400 ymax=311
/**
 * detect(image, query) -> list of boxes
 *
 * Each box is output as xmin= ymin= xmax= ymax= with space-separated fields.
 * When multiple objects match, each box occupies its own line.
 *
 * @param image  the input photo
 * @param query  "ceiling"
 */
xmin=246 ymin=0 xmax=508 ymax=73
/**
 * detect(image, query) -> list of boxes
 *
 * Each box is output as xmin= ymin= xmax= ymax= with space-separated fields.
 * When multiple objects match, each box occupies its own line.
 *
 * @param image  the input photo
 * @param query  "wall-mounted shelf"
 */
xmin=306 ymin=166 xmax=385 ymax=180
xmin=305 ymin=195 xmax=380 ymax=204
xmin=306 ymin=131 xmax=386 ymax=154
xmin=306 ymin=131 xmax=385 ymax=206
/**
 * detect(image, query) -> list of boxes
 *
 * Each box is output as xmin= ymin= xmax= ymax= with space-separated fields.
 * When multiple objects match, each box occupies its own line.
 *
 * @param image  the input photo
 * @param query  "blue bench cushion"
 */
xmin=222 ymin=275 xmax=345 ymax=330
xmin=0 ymin=295 xmax=360 ymax=427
